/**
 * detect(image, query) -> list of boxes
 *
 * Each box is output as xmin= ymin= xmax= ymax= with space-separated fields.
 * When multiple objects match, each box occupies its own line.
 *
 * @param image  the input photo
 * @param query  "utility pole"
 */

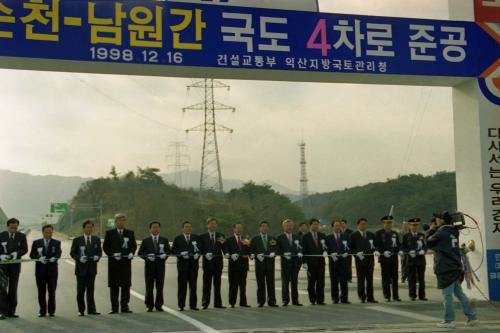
xmin=166 ymin=141 xmax=189 ymax=188
xmin=183 ymin=78 xmax=235 ymax=195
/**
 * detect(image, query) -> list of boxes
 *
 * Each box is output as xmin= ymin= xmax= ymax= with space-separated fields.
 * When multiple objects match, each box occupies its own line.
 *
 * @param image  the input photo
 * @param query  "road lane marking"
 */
xmin=63 ymin=258 xmax=221 ymax=333
xmin=365 ymin=305 xmax=440 ymax=322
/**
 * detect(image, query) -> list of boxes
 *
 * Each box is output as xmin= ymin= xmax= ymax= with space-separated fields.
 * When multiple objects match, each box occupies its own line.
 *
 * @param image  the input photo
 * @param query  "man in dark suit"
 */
xmin=375 ymin=215 xmax=402 ymax=302
xmin=0 ymin=218 xmax=28 ymax=318
xmin=250 ymin=221 xmax=278 ymax=307
xmin=198 ymin=217 xmax=226 ymax=309
xmin=326 ymin=221 xmax=350 ymax=304
xmin=223 ymin=223 xmax=251 ymax=308
xmin=301 ymin=218 xmax=328 ymax=305
xmin=138 ymin=221 xmax=170 ymax=311
xmin=348 ymin=218 xmax=378 ymax=303
xmin=402 ymin=218 xmax=428 ymax=301
xmin=29 ymin=224 xmax=62 ymax=317
xmin=171 ymin=221 xmax=200 ymax=311
xmin=70 ymin=220 xmax=102 ymax=316
xmin=103 ymin=213 xmax=137 ymax=314
xmin=297 ymin=222 xmax=308 ymax=242
xmin=341 ymin=219 xmax=354 ymax=283
xmin=276 ymin=219 xmax=303 ymax=306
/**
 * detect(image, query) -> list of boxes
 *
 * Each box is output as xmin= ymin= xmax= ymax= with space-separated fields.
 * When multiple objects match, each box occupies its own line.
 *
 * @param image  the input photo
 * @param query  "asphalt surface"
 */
xmin=1 ymin=232 xmax=499 ymax=333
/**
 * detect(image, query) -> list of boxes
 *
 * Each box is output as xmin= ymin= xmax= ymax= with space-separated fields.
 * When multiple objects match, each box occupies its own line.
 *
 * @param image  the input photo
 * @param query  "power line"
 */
xmin=166 ymin=141 xmax=189 ymax=188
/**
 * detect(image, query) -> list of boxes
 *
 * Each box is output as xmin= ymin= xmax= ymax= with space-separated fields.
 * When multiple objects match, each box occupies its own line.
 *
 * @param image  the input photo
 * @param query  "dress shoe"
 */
xmin=155 ymin=308 xmax=164 ymax=312
xmin=317 ymin=302 xmax=326 ymax=305
xmin=38 ymin=313 xmax=46 ymax=318
xmin=394 ymin=298 xmax=402 ymax=302
xmin=419 ymin=297 xmax=428 ymax=301
xmin=190 ymin=307 xmax=199 ymax=311
xmin=0 ymin=314 xmax=5 ymax=320
xmin=292 ymin=303 xmax=303 ymax=306
xmin=240 ymin=304 xmax=251 ymax=308
xmin=108 ymin=310 xmax=118 ymax=314
xmin=49 ymin=313 xmax=55 ymax=317
xmin=367 ymin=299 xmax=378 ymax=304
xmin=411 ymin=297 xmax=416 ymax=301
xmin=88 ymin=312 xmax=100 ymax=315
xmin=214 ymin=305 xmax=226 ymax=309
xmin=258 ymin=303 xmax=264 ymax=308
xmin=78 ymin=312 xmax=85 ymax=317
xmin=121 ymin=310 xmax=133 ymax=314
xmin=268 ymin=304 xmax=278 ymax=307
xmin=360 ymin=299 xmax=366 ymax=304
xmin=333 ymin=300 xmax=339 ymax=304
xmin=341 ymin=301 xmax=351 ymax=304
xmin=202 ymin=305 xmax=208 ymax=310
xmin=7 ymin=314 xmax=19 ymax=318
xmin=282 ymin=302 xmax=289 ymax=307
xmin=147 ymin=308 xmax=153 ymax=312
xmin=385 ymin=298 xmax=391 ymax=302
xmin=179 ymin=307 xmax=184 ymax=311
xmin=230 ymin=305 xmax=235 ymax=308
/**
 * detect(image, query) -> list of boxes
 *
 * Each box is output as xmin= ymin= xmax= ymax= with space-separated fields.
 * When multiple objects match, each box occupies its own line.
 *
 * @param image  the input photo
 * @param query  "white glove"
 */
xmin=409 ymin=250 xmax=417 ymax=258
xmin=10 ymin=252 xmax=17 ymax=260
xmin=205 ymin=252 xmax=213 ymax=261
xmin=250 ymin=253 xmax=255 ymax=260
xmin=193 ymin=253 xmax=200 ymax=260
xmin=297 ymin=252 xmax=303 ymax=258
xmin=330 ymin=253 xmax=338 ymax=262
xmin=322 ymin=251 xmax=328 ymax=258
xmin=373 ymin=251 xmax=381 ymax=257
xmin=39 ymin=256 xmax=47 ymax=264
xmin=257 ymin=253 xmax=264 ymax=262
xmin=283 ymin=252 xmax=292 ymax=260
xmin=181 ymin=251 xmax=189 ymax=259
xmin=231 ymin=253 xmax=239 ymax=262
xmin=0 ymin=254 xmax=9 ymax=261
xmin=159 ymin=253 xmax=167 ymax=260
xmin=147 ymin=254 xmax=155 ymax=262
xmin=113 ymin=253 xmax=121 ymax=261
xmin=79 ymin=256 xmax=87 ymax=263
xmin=269 ymin=252 xmax=276 ymax=259
xmin=356 ymin=252 xmax=365 ymax=260
xmin=49 ymin=257 xmax=58 ymax=263
xmin=398 ymin=250 xmax=404 ymax=257
xmin=418 ymin=250 xmax=425 ymax=256
xmin=302 ymin=263 xmax=308 ymax=271
xmin=224 ymin=253 xmax=230 ymax=259
xmin=342 ymin=252 xmax=349 ymax=258
xmin=92 ymin=256 xmax=99 ymax=262
xmin=127 ymin=253 xmax=134 ymax=260
xmin=383 ymin=251 xmax=391 ymax=258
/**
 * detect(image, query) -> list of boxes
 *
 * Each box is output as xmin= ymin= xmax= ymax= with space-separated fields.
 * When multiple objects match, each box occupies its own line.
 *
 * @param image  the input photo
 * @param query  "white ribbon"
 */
xmin=159 ymin=243 xmax=165 ymax=254
xmin=369 ymin=239 xmax=375 ymax=250
xmin=122 ymin=237 xmax=129 ymax=249
xmin=294 ymin=239 xmax=302 ymax=251
xmin=79 ymin=246 xmax=86 ymax=257
xmin=391 ymin=236 xmax=397 ymax=248
xmin=342 ymin=240 xmax=349 ymax=251
xmin=1 ymin=242 xmax=7 ymax=253
xmin=37 ymin=247 xmax=43 ymax=256
xmin=320 ymin=238 xmax=327 ymax=250
xmin=191 ymin=240 xmax=199 ymax=253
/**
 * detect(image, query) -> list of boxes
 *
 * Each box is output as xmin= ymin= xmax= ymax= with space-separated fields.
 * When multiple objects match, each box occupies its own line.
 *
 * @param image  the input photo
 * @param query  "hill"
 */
xmin=301 ymin=172 xmax=456 ymax=228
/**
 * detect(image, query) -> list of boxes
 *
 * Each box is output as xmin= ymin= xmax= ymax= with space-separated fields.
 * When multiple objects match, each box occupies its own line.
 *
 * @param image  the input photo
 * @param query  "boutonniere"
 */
xmin=269 ymin=239 xmax=277 ymax=246
xmin=217 ymin=235 xmax=225 ymax=244
xmin=123 ymin=237 xmax=129 ymax=249
xmin=1 ymin=242 xmax=7 ymax=253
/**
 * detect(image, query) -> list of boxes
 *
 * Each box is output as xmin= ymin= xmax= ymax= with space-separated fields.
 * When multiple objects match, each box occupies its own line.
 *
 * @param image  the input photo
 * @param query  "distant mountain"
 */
xmin=0 ymin=169 xmax=91 ymax=225
xmin=0 ymin=169 xmax=299 ymax=225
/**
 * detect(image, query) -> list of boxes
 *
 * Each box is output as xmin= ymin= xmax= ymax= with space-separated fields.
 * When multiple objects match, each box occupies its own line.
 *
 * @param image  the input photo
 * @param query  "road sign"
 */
xmin=107 ymin=218 xmax=115 ymax=228
xmin=50 ymin=202 xmax=69 ymax=213
xmin=0 ymin=0 xmax=497 ymax=85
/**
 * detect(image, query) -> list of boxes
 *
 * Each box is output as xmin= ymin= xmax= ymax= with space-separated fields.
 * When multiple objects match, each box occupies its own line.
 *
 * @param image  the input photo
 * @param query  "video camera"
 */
xmin=423 ymin=211 xmax=466 ymax=231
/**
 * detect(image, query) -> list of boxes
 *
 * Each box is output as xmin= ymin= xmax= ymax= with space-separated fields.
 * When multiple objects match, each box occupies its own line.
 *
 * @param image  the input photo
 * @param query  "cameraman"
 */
xmin=426 ymin=212 xmax=478 ymax=329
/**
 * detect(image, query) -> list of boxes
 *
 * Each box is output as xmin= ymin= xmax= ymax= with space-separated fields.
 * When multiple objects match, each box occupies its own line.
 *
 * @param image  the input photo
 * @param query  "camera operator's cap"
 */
xmin=114 ymin=213 xmax=126 ymax=220
xmin=408 ymin=218 xmax=421 ymax=224
xmin=433 ymin=211 xmax=452 ymax=224
xmin=381 ymin=215 xmax=394 ymax=222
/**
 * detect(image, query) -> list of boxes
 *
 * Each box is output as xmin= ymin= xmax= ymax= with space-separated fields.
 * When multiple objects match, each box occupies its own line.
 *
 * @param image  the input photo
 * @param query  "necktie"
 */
xmin=186 ymin=235 xmax=190 ymax=243
xmin=118 ymin=230 xmax=123 ymax=241
xmin=86 ymin=236 xmax=90 ymax=247
xmin=153 ymin=236 xmax=158 ymax=252
xmin=263 ymin=235 xmax=268 ymax=251
xmin=313 ymin=232 xmax=319 ymax=247
xmin=362 ymin=232 xmax=366 ymax=239
xmin=237 ymin=236 xmax=242 ymax=250
xmin=211 ymin=233 xmax=215 ymax=247
xmin=336 ymin=234 xmax=341 ymax=247
xmin=44 ymin=239 xmax=49 ymax=252
xmin=288 ymin=233 xmax=292 ymax=246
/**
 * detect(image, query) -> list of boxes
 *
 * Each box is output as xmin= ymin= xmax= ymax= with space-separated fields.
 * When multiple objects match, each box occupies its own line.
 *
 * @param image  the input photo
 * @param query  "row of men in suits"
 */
xmin=0 ymin=214 xmax=428 ymax=318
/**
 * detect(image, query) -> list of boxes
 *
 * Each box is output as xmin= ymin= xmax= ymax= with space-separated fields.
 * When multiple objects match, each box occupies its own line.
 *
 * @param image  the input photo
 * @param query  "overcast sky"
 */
xmin=0 ymin=0 xmax=455 ymax=193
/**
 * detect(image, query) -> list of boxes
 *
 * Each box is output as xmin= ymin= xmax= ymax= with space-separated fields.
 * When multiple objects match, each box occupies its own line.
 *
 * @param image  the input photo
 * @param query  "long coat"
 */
xmin=103 ymin=228 xmax=137 ymax=287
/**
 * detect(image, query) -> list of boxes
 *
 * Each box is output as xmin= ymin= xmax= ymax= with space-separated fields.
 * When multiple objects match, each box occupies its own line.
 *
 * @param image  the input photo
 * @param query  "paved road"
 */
xmin=1 ymin=232 xmax=499 ymax=333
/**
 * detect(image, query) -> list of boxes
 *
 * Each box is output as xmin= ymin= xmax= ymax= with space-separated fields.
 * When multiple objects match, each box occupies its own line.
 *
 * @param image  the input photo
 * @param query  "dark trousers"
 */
xmin=2 ymin=269 xmax=19 ymax=315
xmin=401 ymin=255 xmax=408 ymax=282
xmin=306 ymin=260 xmax=325 ymax=304
xmin=255 ymin=263 xmax=276 ymax=305
xmin=355 ymin=257 xmax=374 ymax=301
xmin=145 ymin=266 xmax=165 ymax=309
xmin=228 ymin=269 xmax=248 ymax=306
xmin=346 ymin=256 xmax=353 ymax=282
xmin=329 ymin=261 xmax=348 ymax=302
xmin=177 ymin=267 xmax=198 ymax=309
xmin=36 ymin=274 xmax=57 ymax=315
xmin=280 ymin=262 xmax=300 ymax=304
xmin=110 ymin=286 xmax=131 ymax=311
xmin=408 ymin=264 xmax=426 ymax=299
xmin=76 ymin=274 xmax=96 ymax=314
xmin=381 ymin=260 xmax=399 ymax=300
xmin=202 ymin=267 xmax=223 ymax=307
